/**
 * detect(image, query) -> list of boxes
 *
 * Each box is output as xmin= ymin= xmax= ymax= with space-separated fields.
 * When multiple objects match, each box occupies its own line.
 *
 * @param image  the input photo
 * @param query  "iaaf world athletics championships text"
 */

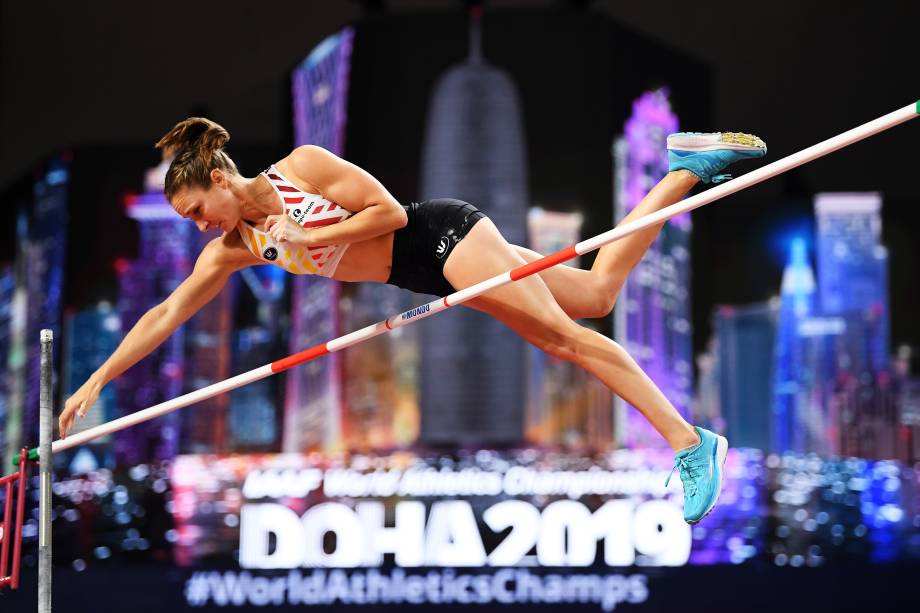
xmin=184 ymin=568 xmax=649 ymax=611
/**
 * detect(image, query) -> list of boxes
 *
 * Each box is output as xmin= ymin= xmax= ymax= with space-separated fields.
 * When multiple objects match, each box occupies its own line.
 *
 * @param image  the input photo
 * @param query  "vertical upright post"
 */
xmin=10 ymin=449 xmax=27 ymax=589
xmin=38 ymin=329 xmax=52 ymax=613
xmin=0 ymin=478 xmax=12 ymax=581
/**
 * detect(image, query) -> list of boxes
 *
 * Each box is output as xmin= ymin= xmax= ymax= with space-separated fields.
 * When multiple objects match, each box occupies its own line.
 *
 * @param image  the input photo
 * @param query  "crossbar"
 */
xmin=12 ymin=101 xmax=917 ymax=461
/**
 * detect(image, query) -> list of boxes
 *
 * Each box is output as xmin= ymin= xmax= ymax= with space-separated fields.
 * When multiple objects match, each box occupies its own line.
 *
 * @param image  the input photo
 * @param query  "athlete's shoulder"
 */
xmin=287 ymin=145 xmax=346 ymax=173
xmin=290 ymin=144 xmax=334 ymax=161
xmin=279 ymin=145 xmax=343 ymax=193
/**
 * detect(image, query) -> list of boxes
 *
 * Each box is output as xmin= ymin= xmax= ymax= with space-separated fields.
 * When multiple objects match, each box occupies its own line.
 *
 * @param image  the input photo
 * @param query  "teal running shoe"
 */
xmin=667 ymin=132 xmax=767 ymax=184
xmin=665 ymin=426 xmax=729 ymax=524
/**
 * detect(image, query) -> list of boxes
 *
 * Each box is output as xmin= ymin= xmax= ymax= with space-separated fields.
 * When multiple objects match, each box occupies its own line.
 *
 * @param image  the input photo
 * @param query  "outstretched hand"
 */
xmin=265 ymin=215 xmax=313 ymax=247
xmin=59 ymin=377 xmax=104 ymax=439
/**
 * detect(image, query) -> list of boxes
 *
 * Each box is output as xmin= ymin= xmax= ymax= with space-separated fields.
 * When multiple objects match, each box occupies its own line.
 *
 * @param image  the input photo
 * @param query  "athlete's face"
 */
xmin=171 ymin=170 xmax=240 ymax=234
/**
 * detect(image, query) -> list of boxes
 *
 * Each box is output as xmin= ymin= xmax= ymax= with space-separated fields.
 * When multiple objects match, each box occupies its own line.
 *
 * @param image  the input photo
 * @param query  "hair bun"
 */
xmin=155 ymin=117 xmax=230 ymax=164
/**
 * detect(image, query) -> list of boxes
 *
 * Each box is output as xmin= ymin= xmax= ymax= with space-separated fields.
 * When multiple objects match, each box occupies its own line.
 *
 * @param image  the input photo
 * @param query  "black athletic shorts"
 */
xmin=386 ymin=198 xmax=486 ymax=297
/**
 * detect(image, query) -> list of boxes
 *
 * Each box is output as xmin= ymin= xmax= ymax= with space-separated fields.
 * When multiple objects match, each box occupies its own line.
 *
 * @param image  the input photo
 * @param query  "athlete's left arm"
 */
xmin=284 ymin=145 xmax=407 ymax=246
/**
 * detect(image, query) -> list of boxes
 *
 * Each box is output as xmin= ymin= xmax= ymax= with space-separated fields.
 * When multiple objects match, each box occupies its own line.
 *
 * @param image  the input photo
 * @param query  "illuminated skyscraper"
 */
xmin=712 ymin=301 xmax=778 ymax=450
xmin=340 ymin=284 xmax=419 ymax=451
xmin=612 ymin=89 xmax=692 ymax=448
xmin=692 ymin=337 xmax=724 ymax=436
xmin=770 ymin=193 xmax=897 ymax=458
xmin=0 ymin=266 xmax=14 ymax=463
xmin=894 ymin=346 xmax=920 ymax=462
xmin=17 ymin=160 xmax=69 ymax=447
xmin=227 ymin=265 xmax=286 ymax=451
xmin=814 ymin=193 xmax=889 ymax=375
xmin=771 ymin=238 xmax=847 ymax=455
xmin=419 ymin=10 xmax=528 ymax=445
xmin=181 ymin=227 xmax=236 ymax=454
xmin=3 ymin=214 xmax=27 ymax=467
xmin=115 ymin=161 xmax=191 ymax=464
xmin=284 ymin=27 xmax=354 ymax=452
xmin=772 ymin=238 xmax=817 ymax=453
xmin=62 ymin=303 xmax=121 ymax=448
xmin=816 ymin=193 xmax=895 ymax=458
xmin=524 ymin=208 xmax=613 ymax=449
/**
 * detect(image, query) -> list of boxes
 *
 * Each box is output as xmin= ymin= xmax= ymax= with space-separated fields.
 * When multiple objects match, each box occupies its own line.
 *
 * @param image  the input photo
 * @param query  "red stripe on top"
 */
xmin=510 ymin=245 xmax=579 ymax=281
xmin=277 ymin=185 xmax=299 ymax=192
xmin=301 ymin=217 xmax=340 ymax=228
xmin=313 ymin=205 xmax=325 ymax=214
xmin=284 ymin=197 xmax=305 ymax=204
xmin=267 ymin=173 xmax=282 ymax=181
xmin=271 ymin=343 xmax=330 ymax=373
xmin=328 ymin=204 xmax=337 ymax=210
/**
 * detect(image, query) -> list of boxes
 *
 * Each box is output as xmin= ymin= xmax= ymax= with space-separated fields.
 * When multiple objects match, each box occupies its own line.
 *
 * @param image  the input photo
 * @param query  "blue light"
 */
xmin=790 ymin=237 xmax=807 ymax=267
xmin=767 ymin=218 xmax=814 ymax=268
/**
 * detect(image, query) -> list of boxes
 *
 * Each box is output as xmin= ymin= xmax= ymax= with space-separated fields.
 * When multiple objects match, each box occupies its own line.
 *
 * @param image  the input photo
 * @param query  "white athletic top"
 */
xmin=236 ymin=164 xmax=352 ymax=277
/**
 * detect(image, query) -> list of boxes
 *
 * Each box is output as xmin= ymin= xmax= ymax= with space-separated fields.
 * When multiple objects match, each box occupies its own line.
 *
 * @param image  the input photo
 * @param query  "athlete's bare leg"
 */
xmin=444 ymin=218 xmax=699 ymax=451
xmin=511 ymin=170 xmax=698 ymax=320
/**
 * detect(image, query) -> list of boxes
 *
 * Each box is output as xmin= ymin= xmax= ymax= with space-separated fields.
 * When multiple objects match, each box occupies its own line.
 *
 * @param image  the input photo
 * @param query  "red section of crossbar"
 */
xmin=270 ymin=343 xmax=330 ymax=373
xmin=509 ymin=245 xmax=579 ymax=281
xmin=0 ymin=449 xmax=29 ymax=590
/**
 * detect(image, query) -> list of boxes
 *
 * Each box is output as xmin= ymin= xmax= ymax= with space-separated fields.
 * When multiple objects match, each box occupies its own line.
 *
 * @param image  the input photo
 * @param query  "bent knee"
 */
xmin=579 ymin=276 xmax=622 ymax=320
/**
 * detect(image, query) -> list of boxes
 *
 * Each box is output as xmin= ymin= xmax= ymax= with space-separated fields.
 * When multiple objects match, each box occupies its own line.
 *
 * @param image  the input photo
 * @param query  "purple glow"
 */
xmin=285 ymin=28 xmax=354 ymax=451
xmin=614 ymin=89 xmax=693 ymax=448
xmin=623 ymin=89 xmax=686 ymax=227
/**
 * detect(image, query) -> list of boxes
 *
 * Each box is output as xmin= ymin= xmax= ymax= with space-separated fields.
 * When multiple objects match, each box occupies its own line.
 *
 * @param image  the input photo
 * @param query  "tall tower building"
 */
xmin=115 ymin=162 xmax=192 ymax=464
xmin=771 ymin=238 xmax=817 ymax=453
xmin=770 ymin=192 xmax=898 ymax=459
xmin=692 ymin=338 xmax=722 ymax=434
xmin=181 ymin=227 xmax=235 ymax=454
xmin=3 ymin=215 xmax=27 ymax=468
xmin=771 ymin=236 xmax=870 ymax=456
xmin=525 ymin=209 xmax=612 ymax=449
xmin=340 ymin=284 xmax=419 ymax=451
xmin=418 ymin=9 xmax=529 ymax=446
xmin=0 ymin=266 xmax=14 ymax=466
xmin=814 ymin=192 xmax=889 ymax=375
xmin=228 ymin=266 xmax=286 ymax=451
xmin=814 ymin=192 xmax=895 ymax=458
xmin=612 ymin=89 xmax=692 ymax=448
xmin=61 ymin=303 xmax=121 ymax=450
xmin=284 ymin=28 xmax=354 ymax=452
xmin=19 ymin=161 xmax=69 ymax=448
xmin=712 ymin=301 xmax=778 ymax=450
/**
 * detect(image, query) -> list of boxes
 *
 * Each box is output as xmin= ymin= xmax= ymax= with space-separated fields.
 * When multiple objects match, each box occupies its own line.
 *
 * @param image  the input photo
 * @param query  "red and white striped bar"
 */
xmin=42 ymin=101 xmax=918 ymax=457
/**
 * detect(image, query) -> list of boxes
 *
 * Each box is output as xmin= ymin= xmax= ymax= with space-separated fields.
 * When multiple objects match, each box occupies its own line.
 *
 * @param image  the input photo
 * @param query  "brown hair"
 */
xmin=155 ymin=117 xmax=238 ymax=199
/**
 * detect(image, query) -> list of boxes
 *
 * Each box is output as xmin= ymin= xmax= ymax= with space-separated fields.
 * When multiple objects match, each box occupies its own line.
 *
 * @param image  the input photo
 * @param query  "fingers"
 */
xmin=59 ymin=410 xmax=72 ymax=439
xmin=59 ymin=399 xmax=90 ymax=439
xmin=265 ymin=216 xmax=286 ymax=243
xmin=271 ymin=225 xmax=288 ymax=244
xmin=264 ymin=215 xmax=282 ymax=231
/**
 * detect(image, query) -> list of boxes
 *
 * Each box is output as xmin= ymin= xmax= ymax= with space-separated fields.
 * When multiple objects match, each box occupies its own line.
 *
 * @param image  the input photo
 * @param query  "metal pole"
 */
xmin=38 ymin=329 xmax=52 ymax=613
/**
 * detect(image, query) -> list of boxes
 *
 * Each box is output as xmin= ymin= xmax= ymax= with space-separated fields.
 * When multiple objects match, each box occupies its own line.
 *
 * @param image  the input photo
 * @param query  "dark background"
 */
xmin=1 ymin=0 xmax=917 ymax=359
xmin=5 ymin=563 xmax=920 ymax=612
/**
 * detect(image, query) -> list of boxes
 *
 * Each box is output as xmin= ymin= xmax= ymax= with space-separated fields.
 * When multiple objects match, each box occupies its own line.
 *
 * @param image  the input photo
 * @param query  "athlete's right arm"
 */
xmin=59 ymin=237 xmax=248 ymax=439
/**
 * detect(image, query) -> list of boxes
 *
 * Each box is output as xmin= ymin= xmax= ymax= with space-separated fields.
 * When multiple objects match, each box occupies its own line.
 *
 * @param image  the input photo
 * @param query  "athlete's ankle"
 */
xmin=667 ymin=169 xmax=701 ymax=187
